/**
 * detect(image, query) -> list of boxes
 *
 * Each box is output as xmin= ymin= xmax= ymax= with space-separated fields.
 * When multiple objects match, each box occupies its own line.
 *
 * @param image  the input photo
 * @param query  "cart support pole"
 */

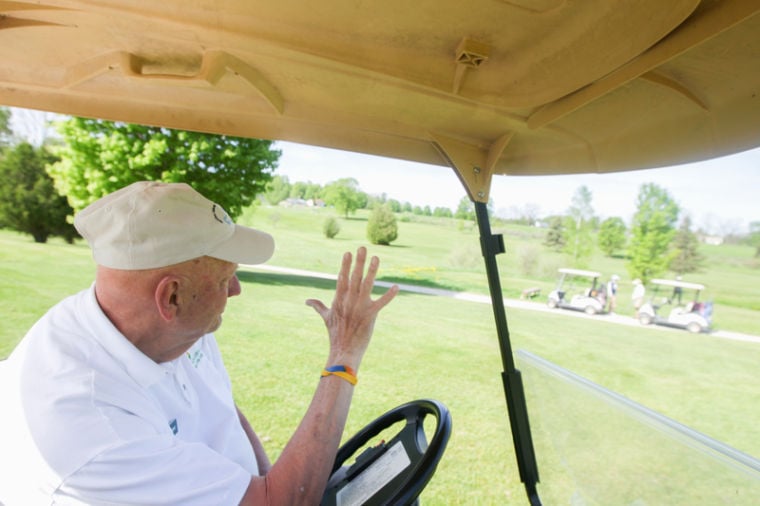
xmin=474 ymin=201 xmax=542 ymax=506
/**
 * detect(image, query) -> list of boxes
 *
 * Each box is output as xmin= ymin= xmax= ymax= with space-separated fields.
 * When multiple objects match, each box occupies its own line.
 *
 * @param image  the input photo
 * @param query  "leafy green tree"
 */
xmin=49 ymin=117 xmax=279 ymax=218
xmin=598 ymin=216 xmax=627 ymax=257
xmin=433 ymin=206 xmax=453 ymax=218
xmin=544 ymin=215 xmax=566 ymax=251
xmin=455 ymin=196 xmax=475 ymax=220
xmin=265 ymin=175 xmax=292 ymax=205
xmin=669 ymin=216 xmax=705 ymax=275
xmin=0 ymin=142 xmax=76 ymax=243
xmin=323 ymin=178 xmax=363 ymax=218
xmin=367 ymin=204 xmax=398 ymax=245
xmin=356 ymin=190 xmax=369 ymax=210
xmin=387 ymin=199 xmax=402 ymax=213
xmin=564 ymin=185 xmax=595 ymax=265
xmin=304 ymin=183 xmax=323 ymax=201
xmin=627 ymin=183 xmax=680 ymax=283
xmin=289 ymin=181 xmax=308 ymax=200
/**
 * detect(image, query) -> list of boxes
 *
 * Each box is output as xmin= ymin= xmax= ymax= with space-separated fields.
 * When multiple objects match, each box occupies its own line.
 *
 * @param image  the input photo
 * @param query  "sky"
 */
xmin=274 ymin=140 xmax=760 ymax=235
xmin=9 ymin=107 xmax=759 ymax=235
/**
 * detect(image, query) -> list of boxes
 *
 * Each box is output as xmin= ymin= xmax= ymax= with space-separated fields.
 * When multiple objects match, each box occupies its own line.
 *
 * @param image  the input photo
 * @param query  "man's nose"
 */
xmin=228 ymin=274 xmax=242 ymax=297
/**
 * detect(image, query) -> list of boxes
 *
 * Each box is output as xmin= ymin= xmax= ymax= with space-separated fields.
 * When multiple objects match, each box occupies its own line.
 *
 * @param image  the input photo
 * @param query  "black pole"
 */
xmin=474 ymin=201 xmax=542 ymax=506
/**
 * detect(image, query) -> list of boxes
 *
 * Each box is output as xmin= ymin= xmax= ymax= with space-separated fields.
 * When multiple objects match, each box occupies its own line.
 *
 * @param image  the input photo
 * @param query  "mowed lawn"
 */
xmin=2 ymin=205 xmax=759 ymax=504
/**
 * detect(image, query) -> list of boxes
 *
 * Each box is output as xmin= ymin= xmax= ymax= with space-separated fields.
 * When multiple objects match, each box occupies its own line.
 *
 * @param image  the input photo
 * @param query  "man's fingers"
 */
xmin=359 ymin=255 xmax=380 ymax=295
xmin=305 ymin=298 xmax=328 ymax=318
xmin=316 ymin=248 xmax=396 ymax=319
xmin=349 ymin=247 xmax=367 ymax=294
xmin=335 ymin=251 xmax=352 ymax=294
xmin=373 ymin=284 xmax=399 ymax=311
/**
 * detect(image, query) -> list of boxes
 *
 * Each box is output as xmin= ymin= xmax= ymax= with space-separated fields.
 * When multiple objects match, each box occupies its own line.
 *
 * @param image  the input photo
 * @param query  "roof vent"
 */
xmin=453 ymin=38 xmax=490 ymax=93
xmin=455 ymin=37 xmax=490 ymax=68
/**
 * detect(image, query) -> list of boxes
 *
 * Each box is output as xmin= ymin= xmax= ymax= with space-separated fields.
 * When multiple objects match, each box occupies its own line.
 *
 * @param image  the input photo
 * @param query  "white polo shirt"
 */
xmin=0 ymin=285 xmax=256 ymax=505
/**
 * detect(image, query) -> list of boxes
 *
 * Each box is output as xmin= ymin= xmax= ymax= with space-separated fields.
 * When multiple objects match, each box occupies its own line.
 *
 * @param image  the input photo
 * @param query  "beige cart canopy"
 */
xmin=1 ymin=0 xmax=759 ymax=201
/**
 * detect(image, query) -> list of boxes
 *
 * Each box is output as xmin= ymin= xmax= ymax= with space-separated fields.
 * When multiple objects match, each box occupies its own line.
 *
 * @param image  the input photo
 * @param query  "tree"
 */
xmin=323 ymin=178 xmax=363 ymax=218
xmin=455 ymin=196 xmax=475 ymax=220
xmin=366 ymin=204 xmax=398 ymax=245
xmin=433 ymin=206 xmax=453 ymax=218
xmin=627 ymin=183 xmax=680 ymax=283
xmin=564 ymin=185 xmax=595 ymax=265
xmin=49 ymin=117 xmax=279 ymax=218
xmin=598 ymin=217 xmax=627 ymax=257
xmin=0 ymin=142 xmax=77 ymax=243
xmin=544 ymin=215 xmax=566 ymax=251
xmin=264 ymin=175 xmax=292 ymax=205
xmin=669 ymin=216 xmax=705 ymax=275
xmin=289 ymin=180 xmax=309 ymax=200
xmin=302 ymin=182 xmax=323 ymax=201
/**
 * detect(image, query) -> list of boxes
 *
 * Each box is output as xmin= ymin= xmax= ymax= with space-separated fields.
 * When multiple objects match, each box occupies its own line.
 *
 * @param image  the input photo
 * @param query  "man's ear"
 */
xmin=155 ymin=275 xmax=181 ymax=322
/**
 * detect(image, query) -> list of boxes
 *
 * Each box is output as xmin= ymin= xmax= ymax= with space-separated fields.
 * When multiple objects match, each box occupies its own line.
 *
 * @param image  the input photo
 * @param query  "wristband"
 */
xmin=321 ymin=365 xmax=358 ymax=385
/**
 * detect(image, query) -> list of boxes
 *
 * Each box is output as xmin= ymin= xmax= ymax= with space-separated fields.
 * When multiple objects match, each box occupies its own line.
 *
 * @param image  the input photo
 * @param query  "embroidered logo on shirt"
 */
xmin=169 ymin=418 xmax=178 ymax=435
xmin=186 ymin=349 xmax=204 ymax=368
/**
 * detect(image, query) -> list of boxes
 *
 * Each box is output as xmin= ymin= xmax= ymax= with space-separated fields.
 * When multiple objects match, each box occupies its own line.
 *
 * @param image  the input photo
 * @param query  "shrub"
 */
xmin=323 ymin=216 xmax=340 ymax=239
xmin=366 ymin=204 xmax=398 ymax=245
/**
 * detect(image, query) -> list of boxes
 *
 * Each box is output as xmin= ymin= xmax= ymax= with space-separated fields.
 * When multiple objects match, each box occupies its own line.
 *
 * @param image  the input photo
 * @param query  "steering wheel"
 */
xmin=321 ymin=399 xmax=451 ymax=506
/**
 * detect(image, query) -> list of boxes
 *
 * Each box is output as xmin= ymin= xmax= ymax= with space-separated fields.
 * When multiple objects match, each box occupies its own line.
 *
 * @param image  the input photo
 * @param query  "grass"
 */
xmin=2 ymin=207 xmax=760 ymax=504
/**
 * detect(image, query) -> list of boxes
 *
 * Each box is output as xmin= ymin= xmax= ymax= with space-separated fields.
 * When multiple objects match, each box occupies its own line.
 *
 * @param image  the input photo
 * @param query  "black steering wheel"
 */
xmin=321 ymin=399 xmax=451 ymax=506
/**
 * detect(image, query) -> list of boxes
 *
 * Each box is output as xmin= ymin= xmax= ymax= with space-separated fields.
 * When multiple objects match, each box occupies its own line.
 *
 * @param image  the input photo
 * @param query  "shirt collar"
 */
xmin=80 ymin=284 xmax=173 ymax=388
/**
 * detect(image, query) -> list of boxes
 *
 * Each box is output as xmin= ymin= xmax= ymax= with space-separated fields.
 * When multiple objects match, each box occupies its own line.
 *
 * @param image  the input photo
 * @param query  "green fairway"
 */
xmin=2 ymin=206 xmax=759 ymax=503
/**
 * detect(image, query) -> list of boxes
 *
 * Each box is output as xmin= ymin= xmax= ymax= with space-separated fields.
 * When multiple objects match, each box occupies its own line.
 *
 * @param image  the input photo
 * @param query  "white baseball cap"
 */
xmin=74 ymin=181 xmax=274 ymax=270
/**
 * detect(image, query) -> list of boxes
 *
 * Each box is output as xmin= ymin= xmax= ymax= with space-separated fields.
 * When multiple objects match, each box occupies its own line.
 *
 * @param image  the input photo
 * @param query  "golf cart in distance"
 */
xmin=638 ymin=279 xmax=712 ymax=333
xmin=547 ymin=268 xmax=606 ymax=315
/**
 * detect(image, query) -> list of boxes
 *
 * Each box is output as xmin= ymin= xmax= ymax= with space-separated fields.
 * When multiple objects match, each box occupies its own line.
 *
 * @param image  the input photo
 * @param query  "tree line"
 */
xmin=268 ymin=171 xmax=719 ymax=283
xmin=263 ymin=174 xmax=476 ymax=220
xmin=542 ymin=184 xmax=711 ymax=283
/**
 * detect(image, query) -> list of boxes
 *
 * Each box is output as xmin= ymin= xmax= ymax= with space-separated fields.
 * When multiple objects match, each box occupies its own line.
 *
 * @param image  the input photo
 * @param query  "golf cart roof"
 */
xmin=558 ymin=268 xmax=601 ymax=278
xmin=2 ymin=1 xmax=760 ymax=201
xmin=650 ymin=279 xmax=706 ymax=291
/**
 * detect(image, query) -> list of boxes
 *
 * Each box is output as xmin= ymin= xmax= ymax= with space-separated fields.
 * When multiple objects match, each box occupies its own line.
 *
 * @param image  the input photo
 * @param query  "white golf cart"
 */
xmin=638 ymin=279 xmax=712 ymax=334
xmin=547 ymin=268 xmax=606 ymax=315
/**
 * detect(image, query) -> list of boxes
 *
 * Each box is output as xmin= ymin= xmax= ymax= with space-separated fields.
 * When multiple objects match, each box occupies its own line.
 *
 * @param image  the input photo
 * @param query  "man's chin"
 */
xmin=209 ymin=316 xmax=223 ymax=333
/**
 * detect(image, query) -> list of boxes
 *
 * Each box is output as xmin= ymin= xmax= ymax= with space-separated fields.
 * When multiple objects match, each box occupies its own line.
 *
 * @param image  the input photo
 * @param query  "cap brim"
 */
xmin=207 ymin=225 xmax=275 ymax=265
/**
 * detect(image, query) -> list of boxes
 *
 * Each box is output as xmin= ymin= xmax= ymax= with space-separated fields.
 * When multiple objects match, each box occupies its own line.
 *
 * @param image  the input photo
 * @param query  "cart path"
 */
xmin=247 ymin=264 xmax=760 ymax=344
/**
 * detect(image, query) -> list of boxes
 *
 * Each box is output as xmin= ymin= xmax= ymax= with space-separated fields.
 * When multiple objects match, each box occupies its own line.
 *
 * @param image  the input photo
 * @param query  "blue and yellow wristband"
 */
xmin=321 ymin=365 xmax=358 ymax=385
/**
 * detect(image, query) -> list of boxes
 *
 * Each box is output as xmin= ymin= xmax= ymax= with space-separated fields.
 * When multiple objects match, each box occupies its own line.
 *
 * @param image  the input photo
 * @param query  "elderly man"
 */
xmin=0 ymin=181 xmax=398 ymax=505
